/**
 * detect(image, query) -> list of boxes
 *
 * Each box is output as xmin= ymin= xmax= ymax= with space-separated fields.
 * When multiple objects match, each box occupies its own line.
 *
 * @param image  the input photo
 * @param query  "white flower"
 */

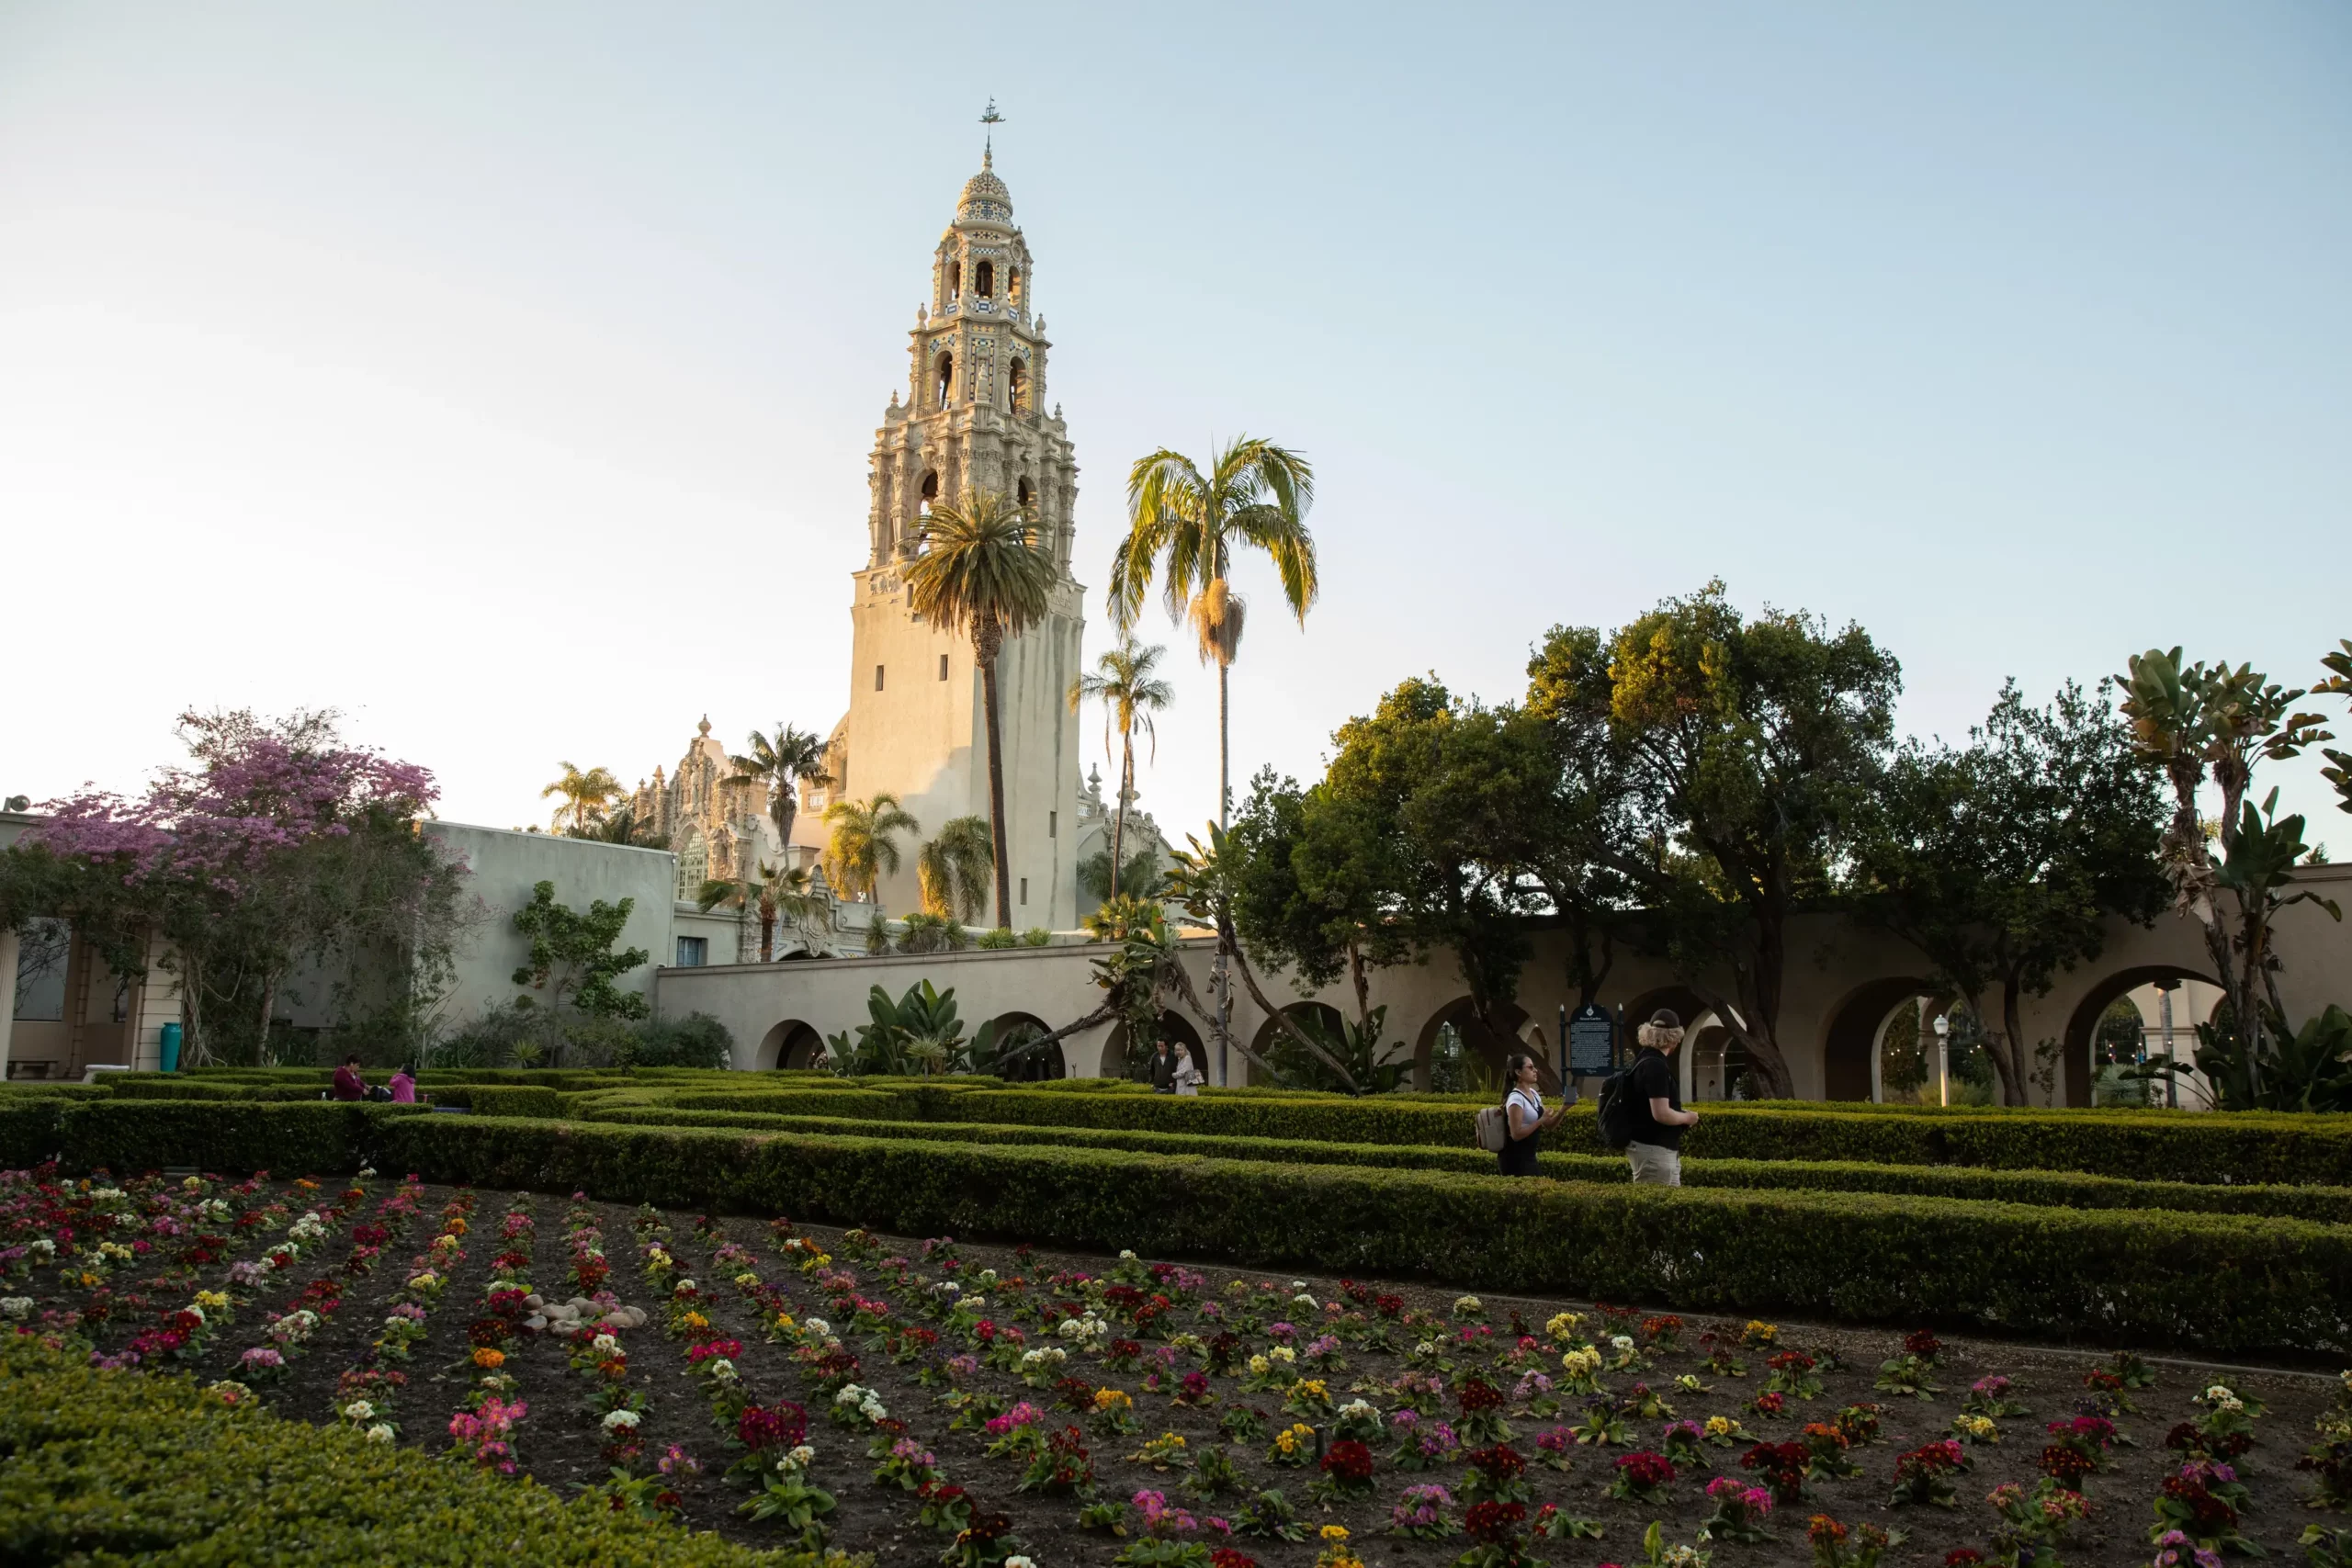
xmin=977 ymin=1269 xmax=1000 ymax=1286
xmin=601 ymin=1409 xmax=641 ymax=1432
xmin=28 ymin=1240 xmax=54 ymax=1258
xmin=1121 ymin=1250 xmax=1138 ymax=1261
xmin=356 ymin=1167 xmax=377 ymax=1178
xmin=1004 ymin=1557 xmax=1037 ymax=1568
xmin=0 ymin=1298 xmax=32 ymax=1320
xmin=1290 ymin=1280 xmax=1307 ymax=1291
xmin=835 ymin=1383 xmax=869 ymax=1405
xmin=858 ymin=1394 xmax=886 ymax=1420
xmin=707 ymin=1359 xmax=739 ymax=1382
xmin=1415 ymin=1341 xmax=1436 ymax=1357
xmin=342 ymin=1400 xmax=375 ymax=1422
xmin=786 ymin=1444 xmax=816 ymax=1467
xmin=1340 ymin=1398 xmax=1376 ymax=1419
xmin=1611 ymin=1335 xmax=1634 ymax=1353
xmin=803 ymin=1316 xmax=831 ymax=1338
xmin=1293 ymin=1292 xmax=1318 ymax=1310
xmin=365 ymin=1423 xmax=395 ymax=1443
xmin=1453 ymin=1294 xmax=1483 ymax=1315
xmin=941 ymin=1280 xmax=962 ymax=1295
xmin=90 ymin=1187 xmax=124 ymax=1201
xmin=962 ymin=1297 xmax=986 ymax=1312
xmin=674 ymin=1279 xmax=697 ymax=1296
xmin=592 ymin=1334 xmax=621 ymax=1356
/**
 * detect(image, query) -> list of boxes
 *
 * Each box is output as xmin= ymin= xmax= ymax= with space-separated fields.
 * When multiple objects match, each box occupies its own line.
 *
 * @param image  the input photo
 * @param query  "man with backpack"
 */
xmin=1598 ymin=1009 xmax=1699 ymax=1186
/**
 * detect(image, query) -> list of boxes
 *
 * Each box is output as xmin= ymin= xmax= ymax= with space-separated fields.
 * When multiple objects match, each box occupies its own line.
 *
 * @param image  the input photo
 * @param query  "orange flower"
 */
xmin=443 ymin=1218 xmax=469 ymax=1236
xmin=471 ymin=1347 xmax=506 ymax=1371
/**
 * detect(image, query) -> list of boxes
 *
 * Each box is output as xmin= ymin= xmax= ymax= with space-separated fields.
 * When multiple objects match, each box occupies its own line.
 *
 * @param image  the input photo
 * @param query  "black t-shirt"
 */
xmin=1626 ymin=1048 xmax=1684 ymax=1151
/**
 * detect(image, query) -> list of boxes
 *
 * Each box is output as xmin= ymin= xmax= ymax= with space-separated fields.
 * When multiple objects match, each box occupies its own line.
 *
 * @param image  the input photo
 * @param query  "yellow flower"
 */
xmin=1298 ymin=1379 xmax=1328 ymax=1400
xmin=1268 ymin=1346 xmax=1295 ymax=1364
xmin=1093 ymin=1388 xmax=1133 ymax=1412
xmin=194 ymin=1291 xmax=230 ymax=1311
xmin=1705 ymin=1416 xmax=1734 ymax=1437
xmin=1561 ymin=1348 xmax=1601 ymax=1377
xmin=1743 ymin=1320 xmax=1778 ymax=1345
xmin=775 ymin=1313 xmax=797 ymax=1332
xmin=1321 ymin=1525 xmax=1351 ymax=1542
xmin=680 ymin=1311 xmax=710 ymax=1333
xmin=1248 ymin=1355 xmax=1271 ymax=1376
xmin=1544 ymin=1311 xmax=1583 ymax=1341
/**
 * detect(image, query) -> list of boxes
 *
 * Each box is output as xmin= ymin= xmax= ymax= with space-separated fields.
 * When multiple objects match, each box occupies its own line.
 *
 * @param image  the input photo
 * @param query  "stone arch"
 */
xmin=976 ymin=260 xmax=994 ymax=298
xmin=1821 ymin=976 xmax=1936 ymax=1101
xmin=2060 ymin=963 xmax=2216 ymax=1109
xmin=1621 ymin=986 xmax=1708 ymax=1039
xmin=1251 ymin=1001 xmax=1345 ymax=1063
xmin=985 ymin=1011 xmax=1062 ymax=1080
xmin=919 ymin=469 xmax=940 ymax=516
xmin=756 ymin=1019 xmax=825 ymax=1070
xmin=934 ymin=353 xmax=953 ymax=409
xmin=1158 ymin=1010 xmax=1209 ymax=1078
xmin=1411 ymin=996 xmax=1539 ymax=1091
xmin=1688 ymin=1018 xmax=1751 ymax=1102
xmin=1007 ymin=358 xmax=1028 ymax=413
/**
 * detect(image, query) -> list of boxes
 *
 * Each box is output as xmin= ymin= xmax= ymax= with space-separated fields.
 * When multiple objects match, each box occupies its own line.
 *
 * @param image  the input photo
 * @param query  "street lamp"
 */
xmin=1932 ymin=1012 xmax=1951 ymax=1107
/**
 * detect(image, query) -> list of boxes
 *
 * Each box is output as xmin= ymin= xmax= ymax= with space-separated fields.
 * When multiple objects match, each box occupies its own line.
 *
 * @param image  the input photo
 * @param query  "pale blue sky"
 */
xmin=2 ymin=3 xmax=2346 ymax=848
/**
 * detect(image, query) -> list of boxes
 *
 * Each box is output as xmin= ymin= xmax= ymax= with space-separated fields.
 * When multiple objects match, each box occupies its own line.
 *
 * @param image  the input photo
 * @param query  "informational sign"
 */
xmin=1567 ymin=1003 xmax=1616 ymax=1075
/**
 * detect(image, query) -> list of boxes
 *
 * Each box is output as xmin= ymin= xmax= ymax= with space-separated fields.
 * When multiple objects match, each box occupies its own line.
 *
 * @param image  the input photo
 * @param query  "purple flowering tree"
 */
xmin=28 ymin=708 xmax=452 ymax=1065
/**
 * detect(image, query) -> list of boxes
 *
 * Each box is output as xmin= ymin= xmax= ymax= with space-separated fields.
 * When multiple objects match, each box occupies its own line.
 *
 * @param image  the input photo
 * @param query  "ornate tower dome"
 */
xmin=957 ymin=148 xmax=1012 ymax=225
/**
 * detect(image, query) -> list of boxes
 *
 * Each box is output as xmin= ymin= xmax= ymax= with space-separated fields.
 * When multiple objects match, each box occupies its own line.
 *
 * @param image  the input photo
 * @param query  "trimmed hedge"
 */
xmin=0 ymin=1337 xmax=809 ymax=1565
xmin=424 ymin=1085 xmax=565 ymax=1119
xmin=577 ymin=1106 xmax=2352 ymax=1223
xmin=376 ymin=1116 xmax=2352 ymax=1355
xmin=105 ymin=1080 xmax=337 ymax=1103
xmin=662 ymin=1088 xmax=924 ymax=1119
xmin=0 ymin=1100 xmax=427 ymax=1175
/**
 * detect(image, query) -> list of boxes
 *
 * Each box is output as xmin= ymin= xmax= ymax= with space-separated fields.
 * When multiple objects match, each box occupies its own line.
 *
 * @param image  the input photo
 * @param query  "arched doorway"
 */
xmin=1688 ymin=1019 xmax=1755 ymax=1102
xmin=986 ymin=1011 xmax=1063 ymax=1081
xmin=1412 ymin=998 xmax=1538 ymax=1092
xmin=1158 ymin=1010 xmax=1209 ymax=1081
xmin=1821 ymin=977 xmax=1935 ymax=1101
xmin=757 ymin=1019 xmax=825 ymax=1071
xmin=2061 ymin=964 xmax=2216 ymax=1108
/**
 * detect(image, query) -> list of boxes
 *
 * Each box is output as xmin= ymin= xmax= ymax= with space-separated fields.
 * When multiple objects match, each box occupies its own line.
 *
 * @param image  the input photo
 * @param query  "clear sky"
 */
xmin=3 ymin=3 xmax=2346 ymax=851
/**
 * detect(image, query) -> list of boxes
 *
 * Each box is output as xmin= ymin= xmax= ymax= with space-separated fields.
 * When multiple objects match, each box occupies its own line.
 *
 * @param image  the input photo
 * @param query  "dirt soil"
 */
xmin=20 ymin=1173 xmax=2344 ymax=1566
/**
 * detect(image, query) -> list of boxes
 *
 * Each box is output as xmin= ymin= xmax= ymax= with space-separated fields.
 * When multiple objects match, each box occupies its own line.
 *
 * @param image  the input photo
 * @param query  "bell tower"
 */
xmin=835 ymin=149 xmax=1086 ymax=930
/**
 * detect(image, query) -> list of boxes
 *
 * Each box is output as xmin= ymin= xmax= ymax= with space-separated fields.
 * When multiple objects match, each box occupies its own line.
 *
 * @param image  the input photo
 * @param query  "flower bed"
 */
xmin=6 ymin=1166 xmax=2347 ymax=1566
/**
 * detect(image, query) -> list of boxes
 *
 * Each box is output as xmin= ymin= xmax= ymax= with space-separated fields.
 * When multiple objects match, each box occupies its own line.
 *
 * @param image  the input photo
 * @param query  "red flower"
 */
xmin=1464 ymin=1444 xmax=1526 ymax=1482
xmin=1457 ymin=1376 xmax=1504 ymax=1413
xmin=737 ymin=1402 xmax=808 ymax=1451
xmin=1945 ymin=1552 xmax=1987 ymax=1568
xmin=1901 ymin=1329 xmax=1942 ymax=1359
xmin=2038 ymin=1445 xmax=2094 ymax=1485
xmin=1463 ymin=1500 xmax=1527 ymax=1545
xmin=1614 ymin=1450 xmax=1676 ymax=1488
xmin=1210 ymin=1551 xmax=1260 ymax=1568
xmin=1320 ymin=1438 xmax=1374 ymax=1483
xmin=1807 ymin=1515 xmax=1849 ymax=1546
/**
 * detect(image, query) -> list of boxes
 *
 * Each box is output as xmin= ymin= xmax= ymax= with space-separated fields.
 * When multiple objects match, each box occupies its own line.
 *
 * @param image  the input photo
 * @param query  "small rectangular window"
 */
xmin=875 ymin=664 xmax=886 ymax=692
xmin=939 ymin=654 xmax=949 ymax=681
xmin=675 ymin=937 xmax=707 ymax=968
xmin=1019 ymin=877 xmax=1028 ymax=906
xmin=1048 ymin=810 xmax=1057 ymax=839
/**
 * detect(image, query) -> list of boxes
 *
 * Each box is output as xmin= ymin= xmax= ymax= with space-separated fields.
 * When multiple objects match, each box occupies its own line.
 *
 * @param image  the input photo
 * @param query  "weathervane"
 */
xmin=980 ymin=97 xmax=1004 ymax=157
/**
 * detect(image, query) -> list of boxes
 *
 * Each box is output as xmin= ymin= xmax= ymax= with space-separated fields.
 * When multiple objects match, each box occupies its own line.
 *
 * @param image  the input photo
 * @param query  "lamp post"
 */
xmin=1932 ymin=1012 xmax=1951 ymax=1107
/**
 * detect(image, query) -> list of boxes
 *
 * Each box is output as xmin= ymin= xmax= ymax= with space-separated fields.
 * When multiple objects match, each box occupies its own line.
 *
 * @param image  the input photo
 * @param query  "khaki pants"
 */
xmin=1626 ymin=1142 xmax=1682 ymax=1187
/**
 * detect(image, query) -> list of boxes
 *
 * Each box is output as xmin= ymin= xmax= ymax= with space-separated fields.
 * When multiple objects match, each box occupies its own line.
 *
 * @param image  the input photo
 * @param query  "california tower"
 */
xmin=828 ymin=150 xmax=1085 ymax=926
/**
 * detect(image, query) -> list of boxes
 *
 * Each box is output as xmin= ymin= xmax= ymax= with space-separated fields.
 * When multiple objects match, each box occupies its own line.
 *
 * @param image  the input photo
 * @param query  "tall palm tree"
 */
xmin=918 ymin=815 xmax=995 ymax=920
xmin=730 ymin=724 xmax=833 ymax=853
xmin=1109 ymin=436 xmax=1317 ymax=1079
xmin=699 ymin=860 xmax=823 ymax=964
xmin=541 ymin=761 xmax=623 ymax=835
xmin=822 ymin=792 xmax=921 ymax=910
xmin=695 ymin=867 xmax=757 ymax=963
xmin=905 ymin=487 xmax=1058 ymax=929
xmin=763 ymin=862 xmax=829 ymax=955
xmin=1109 ymin=436 xmax=1317 ymax=830
xmin=1069 ymin=638 xmax=1174 ymax=899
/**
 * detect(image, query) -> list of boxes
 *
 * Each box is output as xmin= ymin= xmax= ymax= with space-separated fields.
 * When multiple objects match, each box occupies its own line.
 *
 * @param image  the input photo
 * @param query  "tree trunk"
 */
xmin=256 ymin=970 xmax=277 ymax=1068
xmin=1222 ymin=917 xmax=1359 ymax=1089
xmin=1996 ymin=978 xmax=2033 ymax=1107
xmin=759 ymin=909 xmax=775 ymax=964
xmin=1110 ymin=736 xmax=1131 ymax=900
xmin=1212 ymin=657 xmax=1232 ymax=1081
xmin=980 ymin=629 xmax=1013 ymax=930
xmin=1159 ymin=947 xmax=1288 ymax=1085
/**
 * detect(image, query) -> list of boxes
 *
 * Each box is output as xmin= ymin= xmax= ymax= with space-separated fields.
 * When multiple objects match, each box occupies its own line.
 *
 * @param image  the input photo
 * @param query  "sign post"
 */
xmin=1567 ymin=1003 xmax=1615 ymax=1084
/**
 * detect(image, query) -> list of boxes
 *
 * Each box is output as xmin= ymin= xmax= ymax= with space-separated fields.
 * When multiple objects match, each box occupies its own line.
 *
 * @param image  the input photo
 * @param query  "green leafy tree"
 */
xmin=1589 ymin=582 xmax=1902 ymax=1100
xmin=1227 ymin=768 xmax=1409 ymax=1040
xmin=906 ymin=488 xmax=1059 ymax=929
xmin=1077 ymin=847 xmax=1162 ymax=902
xmin=510 ymin=880 xmax=650 ymax=1021
xmin=918 ymin=816 xmax=995 ymax=920
xmin=1069 ymin=637 xmax=1175 ymax=900
xmin=541 ymin=762 xmax=623 ymax=836
xmin=730 ymin=724 xmax=833 ymax=852
xmin=2117 ymin=647 xmax=2341 ymax=1091
xmin=1849 ymin=680 xmax=2169 ymax=1104
xmin=896 ymin=911 xmax=972 ymax=954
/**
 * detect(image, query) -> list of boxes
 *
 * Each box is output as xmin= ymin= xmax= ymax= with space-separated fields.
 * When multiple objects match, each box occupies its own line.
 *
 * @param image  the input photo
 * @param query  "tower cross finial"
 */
xmin=980 ymin=97 xmax=1003 ymax=162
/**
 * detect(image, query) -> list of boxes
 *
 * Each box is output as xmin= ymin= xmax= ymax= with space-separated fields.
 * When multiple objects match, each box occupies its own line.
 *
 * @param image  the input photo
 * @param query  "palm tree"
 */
xmin=1109 ymin=436 xmax=1317 ymax=1079
xmin=700 ymin=860 xmax=825 ymax=964
xmin=905 ymin=488 xmax=1058 ymax=929
xmin=1108 ymin=437 xmax=1317 ymax=829
xmin=823 ymin=793 xmax=921 ymax=911
xmin=918 ymin=815 xmax=995 ymax=921
xmin=730 ymin=725 xmax=832 ymax=853
xmin=1069 ymin=637 xmax=1174 ymax=900
xmin=764 ymin=862 xmax=829 ymax=955
xmin=695 ymin=866 xmax=756 ymax=963
xmin=541 ymin=761 xmax=623 ymax=835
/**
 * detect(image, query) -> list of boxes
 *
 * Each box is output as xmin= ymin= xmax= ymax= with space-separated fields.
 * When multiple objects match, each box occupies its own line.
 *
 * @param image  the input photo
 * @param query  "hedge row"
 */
xmin=0 ymin=1336 xmax=808 ymax=1565
xmin=0 ymin=1100 xmax=427 ymax=1175
xmin=423 ymin=1085 xmax=566 ymax=1119
xmin=4 ymin=1100 xmax=2340 ymax=1352
xmin=577 ymin=1106 xmax=2352 ymax=1223
xmin=624 ymin=1086 xmax=2352 ymax=1184
xmin=377 ymin=1115 xmax=2350 ymax=1355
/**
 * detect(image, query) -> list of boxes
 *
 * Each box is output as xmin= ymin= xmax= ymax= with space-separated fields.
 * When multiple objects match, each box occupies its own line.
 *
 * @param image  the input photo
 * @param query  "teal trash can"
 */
xmin=159 ymin=1022 xmax=183 ymax=1074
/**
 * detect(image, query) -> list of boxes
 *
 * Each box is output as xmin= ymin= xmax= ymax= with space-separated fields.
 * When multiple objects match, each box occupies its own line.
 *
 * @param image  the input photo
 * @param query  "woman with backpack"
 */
xmin=1496 ymin=1051 xmax=1565 ymax=1176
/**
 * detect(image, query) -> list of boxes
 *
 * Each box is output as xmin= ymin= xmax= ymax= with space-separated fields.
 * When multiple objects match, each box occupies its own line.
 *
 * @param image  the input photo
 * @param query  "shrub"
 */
xmin=0 ymin=1336 xmax=809 ymax=1565
xmin=365 ymin=1117 xmax=2352 ymax=1356
xmin=628 ymin=1011 xmax=735 ymax=1069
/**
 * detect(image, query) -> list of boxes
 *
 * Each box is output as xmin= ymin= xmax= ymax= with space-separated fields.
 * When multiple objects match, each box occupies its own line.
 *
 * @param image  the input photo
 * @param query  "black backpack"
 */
xmin=1596 ymin=1070 xmax=1640 ymax=1151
